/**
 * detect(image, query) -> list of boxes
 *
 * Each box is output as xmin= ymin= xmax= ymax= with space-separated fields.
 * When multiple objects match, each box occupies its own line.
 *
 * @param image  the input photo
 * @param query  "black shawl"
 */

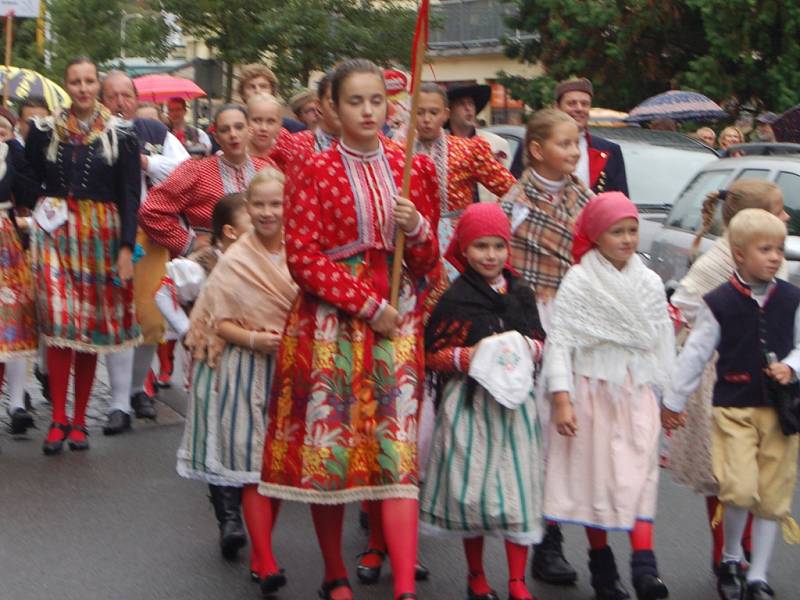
xmin=425 ymin=267 xmax=543 ymax=407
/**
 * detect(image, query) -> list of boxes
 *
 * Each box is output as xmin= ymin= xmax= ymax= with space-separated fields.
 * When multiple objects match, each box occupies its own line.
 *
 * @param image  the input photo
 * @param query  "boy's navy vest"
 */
xmin=704 ymin=277 xmax=800 ymax=408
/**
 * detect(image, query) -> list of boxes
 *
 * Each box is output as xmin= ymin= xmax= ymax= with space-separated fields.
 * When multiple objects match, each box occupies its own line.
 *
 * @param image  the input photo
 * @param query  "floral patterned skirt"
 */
xmin=0 ymin=214 xmax=37 ymax=360
xmin=259 ymin=256 xmax=423 ymax=504
xmin=30 ymin=198 xmax=141 ymax=354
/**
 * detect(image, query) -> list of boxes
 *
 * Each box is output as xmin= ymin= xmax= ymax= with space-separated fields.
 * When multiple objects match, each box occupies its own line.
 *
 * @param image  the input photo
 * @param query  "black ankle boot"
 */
xmin=208 ymin=484 xmax=247 ymax=559
xmin=631 ymin=550 xmax=668 ymax=600
xmin=531 ymin=523 xmax=578 ymax=585
xmin=589 ymin=546 xmax=631 ymax=600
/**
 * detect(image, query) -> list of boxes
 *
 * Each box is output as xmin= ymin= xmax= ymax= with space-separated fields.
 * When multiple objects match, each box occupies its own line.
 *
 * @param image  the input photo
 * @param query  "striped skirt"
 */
xmin=30 ymin=198 xmax=140 ymax=353
xmin=177 ymin=345 xmax=275 ymax=486
xmin=0 ymin=213 xmax=37 ymax=360
xmin=420 ymin=377 xmax=545 ymax=545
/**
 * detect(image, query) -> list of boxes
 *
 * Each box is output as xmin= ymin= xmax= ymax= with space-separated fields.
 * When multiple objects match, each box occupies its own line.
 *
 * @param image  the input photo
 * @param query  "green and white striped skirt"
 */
xmin=177 ymin=345 xmax=275 ymax=486
xmin=420 ymin=377 xmax=545 ymax=544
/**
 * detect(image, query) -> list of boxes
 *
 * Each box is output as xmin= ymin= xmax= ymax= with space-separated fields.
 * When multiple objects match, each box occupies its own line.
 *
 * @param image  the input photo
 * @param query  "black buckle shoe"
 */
xmin=717 ymin=561 xmax=745 ymax=600
xmin=415 ymin=560 xmax=430 ymax=581
xmin=131 ymin=391 xmax=157 ymax=420
xmin=356 ymin=548 xmax=385 ymax=584
xmin=9 ymin=407 xmax=34 ymax=434
xmin=42 ymin=422 xmax=69 ymax=455
xmin=467 ymin=573 xmax=499 ymax=600
xmin=745 ymin=580 xmax=774 ymax=600
xmin=102 ymin=410 xmax=132 ymax=436
xmin=319 ymin=577 xmax=351 ymax=600
xmin=631 ymin=550 xmax=668 ymax=600
xmin=259 ymin=569 xmax=287 ymax=597
xmin=531 ymin=523 xmax=578 ymax=585
xmin=67 ymin=425 xmax=90 ymax=451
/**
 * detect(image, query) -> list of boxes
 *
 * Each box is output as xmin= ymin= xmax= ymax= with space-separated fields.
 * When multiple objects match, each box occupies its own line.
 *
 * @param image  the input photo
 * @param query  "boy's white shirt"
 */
xmin=664 ymin=275 xmax=800 ymax=413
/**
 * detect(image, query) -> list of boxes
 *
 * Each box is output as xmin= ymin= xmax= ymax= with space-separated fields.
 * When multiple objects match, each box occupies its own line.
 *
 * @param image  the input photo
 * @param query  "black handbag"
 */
xmin=767 ymin=378 xmax=800 ymax=436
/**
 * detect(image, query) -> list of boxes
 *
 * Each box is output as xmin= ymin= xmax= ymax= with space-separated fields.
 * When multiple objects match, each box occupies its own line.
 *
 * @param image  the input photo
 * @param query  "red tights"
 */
xmin=47 ymin=348 xmax=97 ymax=442
xmin=157 ymin=340 xmax=176 ymax=380
xmin=586 ymin=520 xmax=654 ymax=552
xmin=241 ymin=485 xmax=281 ymax=577
xmin=464 ymin=537 xmax=532 ymax=599
xmin=0 ymin=363 xmax=5 ymax=389
xmin=706 ymin=496 xmax=752 ymax=566
xmin=313 ymin=500 xmax=417 ymax=599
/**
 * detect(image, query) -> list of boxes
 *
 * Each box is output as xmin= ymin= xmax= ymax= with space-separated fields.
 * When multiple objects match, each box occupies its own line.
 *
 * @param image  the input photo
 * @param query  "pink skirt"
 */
xmin=543 ymin=376 xmax=660 ymax=530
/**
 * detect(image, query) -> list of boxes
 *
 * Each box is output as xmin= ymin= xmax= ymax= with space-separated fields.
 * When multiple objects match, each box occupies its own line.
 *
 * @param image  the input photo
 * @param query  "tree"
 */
xmin=160 ymin=0 xmax=417 ymax=100
xmin=502 ymin=0 xmax=707 ymax=111
xmin=502 ymin=0 xmax=800 ymax=113
xmin=45 ymin=0 xmax=172 ymax=79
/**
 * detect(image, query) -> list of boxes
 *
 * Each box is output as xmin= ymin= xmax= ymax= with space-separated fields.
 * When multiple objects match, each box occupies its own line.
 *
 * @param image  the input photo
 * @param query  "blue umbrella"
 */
xmin=625 ymin=90 xmax=727 ymax=123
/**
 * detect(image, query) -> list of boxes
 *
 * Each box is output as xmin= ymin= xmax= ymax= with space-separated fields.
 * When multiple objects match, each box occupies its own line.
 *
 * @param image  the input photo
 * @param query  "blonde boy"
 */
xmin=664 ymin=209 xmax=799 ymax=600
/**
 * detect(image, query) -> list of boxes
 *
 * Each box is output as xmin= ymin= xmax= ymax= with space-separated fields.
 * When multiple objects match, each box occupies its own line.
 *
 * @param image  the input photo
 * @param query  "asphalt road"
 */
xmin=0 ymin=359 xmax=797 ymax=600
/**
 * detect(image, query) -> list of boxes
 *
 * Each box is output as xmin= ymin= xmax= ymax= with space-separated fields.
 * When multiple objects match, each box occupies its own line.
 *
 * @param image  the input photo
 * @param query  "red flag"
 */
xmin=410 ymin=0 xmax=430 ymax=91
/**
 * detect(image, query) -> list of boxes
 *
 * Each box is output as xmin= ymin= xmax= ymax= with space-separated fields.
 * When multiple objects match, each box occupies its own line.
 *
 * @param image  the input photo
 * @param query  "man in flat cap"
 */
xmin=754 ymin=111 xmax=777 ymax=143
xmin=555 ymin=78 xmax=628 ymax=195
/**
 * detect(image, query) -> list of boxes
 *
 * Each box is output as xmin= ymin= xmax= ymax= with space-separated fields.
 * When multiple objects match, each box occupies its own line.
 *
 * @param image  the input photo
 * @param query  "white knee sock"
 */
xmin=721 ymin=505 xmax=749 ymax=563
xmin=131 ymin=344 xmax=157 ymax=394
xmin=4 ymin=358 xmax=28 ymax=412
xmin=746 ymin=517 xmax=778 ymax=584
xmin=105 ymin=349 xmax=134 ymax=414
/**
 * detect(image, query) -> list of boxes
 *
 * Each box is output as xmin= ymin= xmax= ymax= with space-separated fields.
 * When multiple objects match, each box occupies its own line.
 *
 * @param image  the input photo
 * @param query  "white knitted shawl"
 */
xmin=547 ymin=249 xmax=676 ymax=391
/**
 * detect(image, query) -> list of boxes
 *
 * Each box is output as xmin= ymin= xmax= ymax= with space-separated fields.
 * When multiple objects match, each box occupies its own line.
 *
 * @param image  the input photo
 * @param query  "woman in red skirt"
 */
xmin=259 ymin=59 xmax=440 ymax=600
xmin=26 ymin=57 xmax=142 ymax=454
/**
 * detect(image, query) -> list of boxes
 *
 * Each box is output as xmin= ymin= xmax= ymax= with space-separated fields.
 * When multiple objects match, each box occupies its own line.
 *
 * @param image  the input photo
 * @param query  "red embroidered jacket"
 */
xmin=443 ymin=135 xmax=515 ymax=211
xmin=286 ymin=142 xmax=440 ymax=319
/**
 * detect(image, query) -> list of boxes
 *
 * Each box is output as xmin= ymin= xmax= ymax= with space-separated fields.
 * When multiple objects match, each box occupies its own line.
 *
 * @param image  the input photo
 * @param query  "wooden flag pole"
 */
xmin=389 ymin=9 xmax=428 ymax=307
xmin=2 ymin=12 xmax=13 ymax=109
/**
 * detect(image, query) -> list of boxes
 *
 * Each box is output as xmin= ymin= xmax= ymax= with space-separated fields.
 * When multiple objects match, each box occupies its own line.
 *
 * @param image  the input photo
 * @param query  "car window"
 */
xmin=667 ymin=169 xmax=733 ymax=233
xmin=776 ymin=171 xmax=800 ymax=236
xmin=620 ymin=143 xmax=716 ymax=207
xmin=735 ymin=168 xmax=770 ymax=180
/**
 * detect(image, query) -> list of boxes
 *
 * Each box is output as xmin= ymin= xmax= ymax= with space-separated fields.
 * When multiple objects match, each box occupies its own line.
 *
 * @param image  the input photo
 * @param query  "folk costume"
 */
xmin=259 ymin=139 xmax=439 ymax=503
xmin=543 ymin=193 xmax=674 ymax=599
xmin=668 ymin=236 xmax=786 ymax=567
xmin=26 ymin=102 xmax=142 ymax=453
xmin=665 ymin=273 xmax=800 ymax=593
xmin=178 ymin=230 xmax=298 ymax=485
xmin=420 ymin=202 xmax=545 ymax=600
xmin=0 ymin=140 xmax=43 ymax=432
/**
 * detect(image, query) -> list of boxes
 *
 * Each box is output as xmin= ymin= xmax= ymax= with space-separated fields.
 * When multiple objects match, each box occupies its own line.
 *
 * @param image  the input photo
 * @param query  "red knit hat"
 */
xmin=572 ymin=192 xmax=639 ymax=263
xmin=445 ymin=203 xmax=511 ymax=273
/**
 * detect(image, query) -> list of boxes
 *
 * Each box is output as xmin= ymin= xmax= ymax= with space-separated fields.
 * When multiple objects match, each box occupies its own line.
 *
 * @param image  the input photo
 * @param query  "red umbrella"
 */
xmin=133 ymin=75 xmax=206 ymax=103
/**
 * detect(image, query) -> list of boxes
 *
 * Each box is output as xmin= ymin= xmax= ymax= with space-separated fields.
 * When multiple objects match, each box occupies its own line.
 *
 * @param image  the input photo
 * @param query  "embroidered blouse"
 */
xmin=285 ymin=140 xmax=440 ymax=319
xmin=139 ymin=154 xmax=275 ymax=256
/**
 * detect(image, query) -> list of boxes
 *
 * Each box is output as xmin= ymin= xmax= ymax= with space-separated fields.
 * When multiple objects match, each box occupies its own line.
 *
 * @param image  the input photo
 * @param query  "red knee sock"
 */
xmin=586 ymin=527 xmax=608 ymax=550
xmin=382 ymin=498 xmax=418 ymax=598
xmin=464 ymin=537 xmax=492 ymax=595
xmin=47 ymin=347 xmax=72 ymax=441
xmin=157 ymin=340 xmax=176 ymax=380
xmin=630 ymin=520 xmax=654 ymax=552
xmin=707 ymin=496 xmax=724 ymax=567
xmin=72 ymin=351 xmax=97 ymax=423
xmin=310 ymin=504 xmax=348 ymax=583
xmin=242 ymin=485 xmax=280 ymax=577
xmin=360 ymin=500 xmax=386 ymax=568
xmin=505 ymin=541 xmax=532 ymax=599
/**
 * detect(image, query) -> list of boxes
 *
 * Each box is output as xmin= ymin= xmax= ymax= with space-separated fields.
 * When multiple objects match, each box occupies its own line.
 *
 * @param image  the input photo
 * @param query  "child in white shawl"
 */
xmin=543 ymin=192 xmax=675 ymax=600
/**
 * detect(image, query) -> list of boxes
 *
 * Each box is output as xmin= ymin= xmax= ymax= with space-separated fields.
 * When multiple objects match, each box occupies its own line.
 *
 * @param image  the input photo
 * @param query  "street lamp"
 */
xmin=120 ymin=12 xmax=144 ymax=60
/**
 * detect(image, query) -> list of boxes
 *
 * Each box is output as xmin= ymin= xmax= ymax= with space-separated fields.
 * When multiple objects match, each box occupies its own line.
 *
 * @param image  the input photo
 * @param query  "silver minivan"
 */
xmin=647 ymin=153 xmax=800 ymax=287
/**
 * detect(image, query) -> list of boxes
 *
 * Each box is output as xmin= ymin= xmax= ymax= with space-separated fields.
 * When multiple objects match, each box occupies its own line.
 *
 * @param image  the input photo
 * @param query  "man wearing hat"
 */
xmin=555 ymin=78 xmax=628 ymax=196
xmin=289 ymin=88 xmax=321 ymax=130
xmin=446 ymin=83 xmax=512 ymax=201
xmin=754 ymin=112 xmax=777 ymax=143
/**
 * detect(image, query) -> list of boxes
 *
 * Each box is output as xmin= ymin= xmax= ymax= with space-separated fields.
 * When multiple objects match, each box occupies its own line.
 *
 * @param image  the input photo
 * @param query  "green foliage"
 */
xmin=160 ymin=0 xmax=416 ymax=98
xmin=503 ymin=0 xmax=800 ymax=113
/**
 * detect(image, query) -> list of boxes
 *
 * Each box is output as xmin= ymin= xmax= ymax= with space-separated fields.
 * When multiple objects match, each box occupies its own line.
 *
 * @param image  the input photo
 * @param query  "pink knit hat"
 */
xmin=572 ymin=192 xmax=639 ymax=263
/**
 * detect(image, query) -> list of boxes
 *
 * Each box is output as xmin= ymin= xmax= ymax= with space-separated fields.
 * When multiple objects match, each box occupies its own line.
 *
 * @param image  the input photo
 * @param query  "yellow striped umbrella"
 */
xmin=0 ymin=66 xmax=71 ymax=111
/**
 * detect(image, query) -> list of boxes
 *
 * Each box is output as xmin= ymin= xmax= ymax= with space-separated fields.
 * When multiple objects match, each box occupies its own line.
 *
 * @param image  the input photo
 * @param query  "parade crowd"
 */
xmin=0 ymin=56 xmax=798 ymax=600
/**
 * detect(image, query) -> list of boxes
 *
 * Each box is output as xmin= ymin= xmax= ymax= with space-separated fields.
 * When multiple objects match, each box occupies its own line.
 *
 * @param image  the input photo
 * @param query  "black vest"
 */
xmin=704 ymin=278 xmax=800 ymax=408
xmin=134 ymin=117 xmax=168 ymax=156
